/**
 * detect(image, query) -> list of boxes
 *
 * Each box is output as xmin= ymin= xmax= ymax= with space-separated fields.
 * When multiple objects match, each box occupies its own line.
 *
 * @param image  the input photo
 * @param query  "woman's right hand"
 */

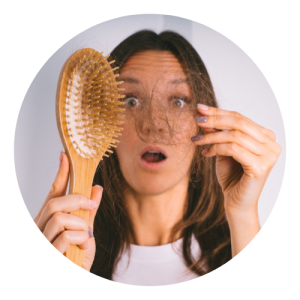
xmin=34 ymin=151 xmax=103 ymax=271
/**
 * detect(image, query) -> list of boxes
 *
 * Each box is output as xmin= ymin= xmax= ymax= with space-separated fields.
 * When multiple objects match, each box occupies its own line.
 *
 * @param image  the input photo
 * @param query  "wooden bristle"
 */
xmin=65 ymin=50 xmax=124 ymax=159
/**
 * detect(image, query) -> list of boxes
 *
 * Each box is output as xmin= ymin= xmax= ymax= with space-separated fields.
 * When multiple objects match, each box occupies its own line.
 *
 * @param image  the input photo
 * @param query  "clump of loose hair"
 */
xmin=91 ymin=30 xmax=231 ymax=279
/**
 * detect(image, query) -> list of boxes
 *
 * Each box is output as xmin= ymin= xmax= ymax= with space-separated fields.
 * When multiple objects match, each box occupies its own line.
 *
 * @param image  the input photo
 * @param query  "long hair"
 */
xmin=91 ymin=30 xmax=231 ymax=279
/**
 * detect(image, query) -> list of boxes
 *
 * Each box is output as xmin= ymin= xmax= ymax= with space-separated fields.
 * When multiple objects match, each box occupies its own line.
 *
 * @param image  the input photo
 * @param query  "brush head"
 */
xmin=56 ymin=48 xmax=124 ymax=160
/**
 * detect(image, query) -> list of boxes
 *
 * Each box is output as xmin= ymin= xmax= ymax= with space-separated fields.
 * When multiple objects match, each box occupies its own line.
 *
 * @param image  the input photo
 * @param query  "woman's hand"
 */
xmin=192 ymin=104 xmax=281 ymax=213
xmin=34 ymin=152 xmax=103 ymax=271
xmin=191 ymin=104 xmax=281 ymax=255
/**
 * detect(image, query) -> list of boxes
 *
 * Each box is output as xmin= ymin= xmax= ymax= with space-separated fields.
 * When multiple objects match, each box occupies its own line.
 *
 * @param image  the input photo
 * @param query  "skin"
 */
xmin=116 ymin=51 xmax=198 ymax=246
xmin=34 ymin=50 xmax=281 ymax=272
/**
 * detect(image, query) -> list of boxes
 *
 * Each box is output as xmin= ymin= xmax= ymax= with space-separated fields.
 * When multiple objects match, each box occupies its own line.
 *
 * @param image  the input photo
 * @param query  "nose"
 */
xmin=138 ymin=98 xmax=166 ymax=138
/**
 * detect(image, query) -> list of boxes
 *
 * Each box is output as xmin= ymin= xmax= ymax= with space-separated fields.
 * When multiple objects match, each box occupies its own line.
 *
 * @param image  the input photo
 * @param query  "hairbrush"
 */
xmin=56 ymin=48 xmax=124 ymax=266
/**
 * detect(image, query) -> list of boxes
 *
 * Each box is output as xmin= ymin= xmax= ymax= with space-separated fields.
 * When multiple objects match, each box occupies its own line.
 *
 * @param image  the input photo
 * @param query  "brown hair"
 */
xmin=91 ymin=30 xmax=231 ymax=279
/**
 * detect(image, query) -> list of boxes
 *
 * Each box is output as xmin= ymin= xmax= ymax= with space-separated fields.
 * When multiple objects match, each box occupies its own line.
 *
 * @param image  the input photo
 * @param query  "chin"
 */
xmin=130 ymin=175 xmax=168 ymax=196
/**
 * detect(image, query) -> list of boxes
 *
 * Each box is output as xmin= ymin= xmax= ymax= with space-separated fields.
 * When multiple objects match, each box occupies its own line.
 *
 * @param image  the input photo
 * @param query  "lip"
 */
xmin=140 ymin=146 xmax=168 ymax=158
xmin=139 ymin=146 xmax=168 ymax=170
xmin=139 ymin=155 xmax=168 ymax=170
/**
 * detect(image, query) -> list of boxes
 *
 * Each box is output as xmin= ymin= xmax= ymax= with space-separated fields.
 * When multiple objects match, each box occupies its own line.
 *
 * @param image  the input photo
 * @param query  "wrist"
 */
xmin=226 ymin=211 xmax=260 ymax=236
xmin=225 ymin=206 xmax=259 ymax=224
xmin=225 ymin=206 xmax=260 ymax=257
xmin=224 ymin=196 xmax=259 ymax=223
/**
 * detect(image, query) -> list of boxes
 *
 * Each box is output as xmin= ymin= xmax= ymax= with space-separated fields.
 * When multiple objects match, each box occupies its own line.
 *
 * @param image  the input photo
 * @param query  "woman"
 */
xmin=34 ymin=30 xmax=281 ymax=285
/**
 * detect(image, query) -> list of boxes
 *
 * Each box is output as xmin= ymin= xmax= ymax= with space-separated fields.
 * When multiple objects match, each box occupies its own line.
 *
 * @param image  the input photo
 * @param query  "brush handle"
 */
xmin=64 ymin=152 xmax=99 ymax=266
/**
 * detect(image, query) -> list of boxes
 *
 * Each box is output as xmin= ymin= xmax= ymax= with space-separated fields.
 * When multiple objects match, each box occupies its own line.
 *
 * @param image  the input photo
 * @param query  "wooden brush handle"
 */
xmin=64 ymin=151 xmax=99 ymax=266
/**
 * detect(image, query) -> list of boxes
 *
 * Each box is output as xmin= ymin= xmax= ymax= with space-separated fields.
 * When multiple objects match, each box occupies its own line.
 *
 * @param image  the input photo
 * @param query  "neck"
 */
xmin=124 ymin=179 xmax=189 ymax=246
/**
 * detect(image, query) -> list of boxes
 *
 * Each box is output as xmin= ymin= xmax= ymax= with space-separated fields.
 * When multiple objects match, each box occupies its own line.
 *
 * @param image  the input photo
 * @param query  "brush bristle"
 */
xmin=65 ymin=50 xmax=125 ymax=159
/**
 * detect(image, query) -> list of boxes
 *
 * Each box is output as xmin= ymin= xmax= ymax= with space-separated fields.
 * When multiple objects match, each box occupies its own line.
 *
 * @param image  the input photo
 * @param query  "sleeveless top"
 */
xmin=112 ymin=234 xmax=201 ymax=286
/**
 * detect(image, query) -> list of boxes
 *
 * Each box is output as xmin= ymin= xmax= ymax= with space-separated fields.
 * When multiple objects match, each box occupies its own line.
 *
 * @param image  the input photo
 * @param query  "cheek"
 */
xmin=115 ymin=117 xmax=136 ymax=163
xmin=118 ymin=114 xmax=136 ymax=142
xmin=180 ymin=117 xmax=199 ymax=140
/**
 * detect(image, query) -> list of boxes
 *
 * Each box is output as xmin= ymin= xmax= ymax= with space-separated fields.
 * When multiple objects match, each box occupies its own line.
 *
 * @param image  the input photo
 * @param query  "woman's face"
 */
xmin=116 ymin=50 xmax=198 ymax=196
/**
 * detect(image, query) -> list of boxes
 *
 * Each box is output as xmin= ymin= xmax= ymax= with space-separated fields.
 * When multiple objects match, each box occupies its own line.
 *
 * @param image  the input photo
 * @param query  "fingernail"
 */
xmin=95 ymin=185 xmax=103 ymax=192
xmin=202 ymin=148 xmax=209 ymax=155
xmin=191 ymin=135 xmax=203 ymax=142
xmin=197 ymin=104 xmax=209 ymax=110
xmin=59 ymin=151 xmax=64 ymax=164
xmin=89 ymin=199 xmax=98 ymax=209
xmin=88 ymin=227 xmax=94 ymax=238
xmin=195 ymin=116 xmax=207 ymax=123
xmin=85 ymin=241 xmax=89 ymax=250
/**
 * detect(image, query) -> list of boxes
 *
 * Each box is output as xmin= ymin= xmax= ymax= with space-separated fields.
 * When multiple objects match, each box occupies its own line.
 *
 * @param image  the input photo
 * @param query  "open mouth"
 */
xmin=142 ymin=151 xmax=167 ymax=163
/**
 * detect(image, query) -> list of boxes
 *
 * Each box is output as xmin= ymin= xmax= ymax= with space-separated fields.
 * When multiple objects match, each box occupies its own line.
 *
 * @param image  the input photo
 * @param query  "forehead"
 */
xmin=119 ymin=50 xmax=186 ymax=82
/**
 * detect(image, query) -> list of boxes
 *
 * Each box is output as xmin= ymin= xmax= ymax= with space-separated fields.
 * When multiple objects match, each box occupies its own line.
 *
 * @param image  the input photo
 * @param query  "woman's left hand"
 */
xmin=192 ymin=104 xmax=282 ymax=218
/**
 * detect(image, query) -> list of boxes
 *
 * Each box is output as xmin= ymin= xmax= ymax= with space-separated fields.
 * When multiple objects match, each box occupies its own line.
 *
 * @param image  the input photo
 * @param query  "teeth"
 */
xmin=148 ymin=151 xmax=160 ymax=154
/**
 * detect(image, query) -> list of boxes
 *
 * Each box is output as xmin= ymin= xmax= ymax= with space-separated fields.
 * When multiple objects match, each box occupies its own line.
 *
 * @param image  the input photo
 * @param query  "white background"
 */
xmin=14 ymin=14 xmax=285 ymax=227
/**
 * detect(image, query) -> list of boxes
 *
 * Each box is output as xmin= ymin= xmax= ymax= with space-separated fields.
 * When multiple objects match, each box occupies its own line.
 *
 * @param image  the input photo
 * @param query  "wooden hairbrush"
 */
xmin=56 ymin=48 xmax=124 ymax=266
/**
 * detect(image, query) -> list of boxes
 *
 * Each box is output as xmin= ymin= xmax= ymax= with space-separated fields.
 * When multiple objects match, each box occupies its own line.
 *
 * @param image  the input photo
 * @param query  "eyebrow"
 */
xmin=118 ymin=77 xmax=188 ymax=85
xmin=118 ymin=77 xmax=140 ymax=84
xmin=168 ymin=78 xmax=188 ymax=85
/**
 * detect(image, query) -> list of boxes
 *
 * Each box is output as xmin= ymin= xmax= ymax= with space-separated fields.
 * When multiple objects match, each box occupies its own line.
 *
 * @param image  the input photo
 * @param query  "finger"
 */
xmin=88 ymin=185 xmax=103 ymax=231
xmin=195 ymin=114 xmax=268 ymax=143
xmin=43 ymin=212 xmax=89 ymax=243
xmin=198 ymin=104 xmax=249 ymax=119
xmin=201 ymin=127 xmax=219 ymax=134
xmin=34 ymin=151 xmax=69 ymax=224
xmin=52 ymin=231 xmax=90 ymax=254
xmin=194 ymin=115 xmax=218 ymax=134
xmin=197 ymin=104 xmax=276 ymax=141
xmin=202 ymin=143 xmax=260 ymax=170
xmin=37 ymin=194 xmax=98 ymax=232
xmin=192 ymin=130 xmax=266 ymax=156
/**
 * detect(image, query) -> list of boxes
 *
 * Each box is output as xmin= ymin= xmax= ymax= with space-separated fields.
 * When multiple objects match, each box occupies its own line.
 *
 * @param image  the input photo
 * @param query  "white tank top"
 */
xmin=112 ymin=235 xmax=201 ymax=286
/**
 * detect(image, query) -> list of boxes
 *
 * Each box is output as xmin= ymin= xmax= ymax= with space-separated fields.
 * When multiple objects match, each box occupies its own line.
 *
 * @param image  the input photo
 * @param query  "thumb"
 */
xmin=47 ymin=151 xmax=70 ymax=200
xmin=88 ymin=185 xmax=103 ymax=230
xmin=34 ymin=151 xmax=69 ymax=224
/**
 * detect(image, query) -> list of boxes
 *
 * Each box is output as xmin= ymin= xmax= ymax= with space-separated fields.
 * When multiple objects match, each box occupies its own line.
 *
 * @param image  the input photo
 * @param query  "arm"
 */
xmin=226 ymin=209 xmax=260 ymax=257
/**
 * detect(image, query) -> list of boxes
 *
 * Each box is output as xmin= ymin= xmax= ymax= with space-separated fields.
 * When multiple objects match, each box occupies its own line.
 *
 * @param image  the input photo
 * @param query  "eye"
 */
xmin=125 ymin=96 xmax=140 ymax=108
xmin=171 ymin=97 xmax=191 ymax=108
